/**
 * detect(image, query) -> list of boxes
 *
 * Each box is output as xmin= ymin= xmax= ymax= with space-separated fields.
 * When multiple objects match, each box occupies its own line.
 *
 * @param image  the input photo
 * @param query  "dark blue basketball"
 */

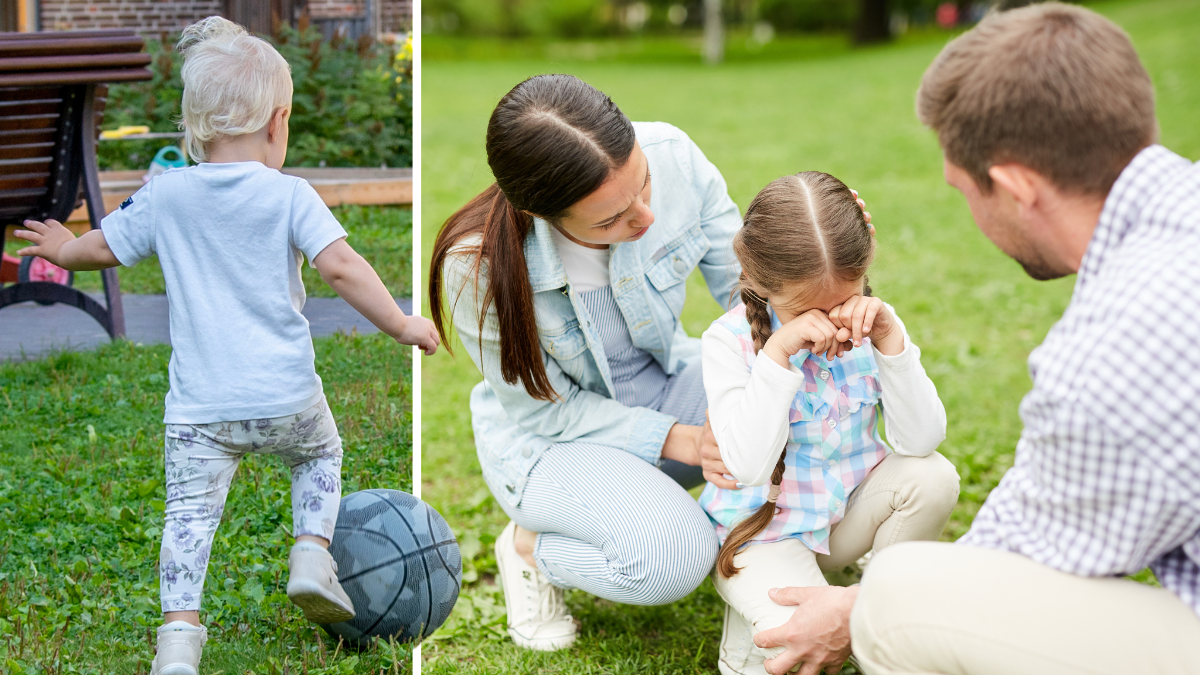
xmin=321 ymin=489 xmax=462 ymax=647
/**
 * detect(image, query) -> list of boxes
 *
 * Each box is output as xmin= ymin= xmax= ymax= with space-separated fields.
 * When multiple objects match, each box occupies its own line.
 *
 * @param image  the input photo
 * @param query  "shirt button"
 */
xmin=522 ymin=448 xmax=532 ymax=458
xmin=828 ymin=460 xmax=837 ymax=467
xmin=819 ymin=370 xmax=829 ymax=380
xmin=673 ymin=258 xmax=687 ymax=274
xmin=828 ymin=419 xmax=837 ymax=428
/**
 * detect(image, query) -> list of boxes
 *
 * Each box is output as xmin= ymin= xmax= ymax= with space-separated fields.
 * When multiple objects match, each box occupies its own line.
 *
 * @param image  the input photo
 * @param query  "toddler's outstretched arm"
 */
xmin=14 ymin=219 xmax=120 ymax=271
xmin=314 ymin=238 xmax=440 ymax=355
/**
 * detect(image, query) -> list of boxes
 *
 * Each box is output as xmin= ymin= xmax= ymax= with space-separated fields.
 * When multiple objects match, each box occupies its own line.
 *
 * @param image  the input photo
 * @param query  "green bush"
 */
xmin=425 ymin=0 xmax=614 ymax=37
xmin=98 ymin=27 xmax=412 ymax=171
xmin=758 ymin=0 xmax=856 ymax=32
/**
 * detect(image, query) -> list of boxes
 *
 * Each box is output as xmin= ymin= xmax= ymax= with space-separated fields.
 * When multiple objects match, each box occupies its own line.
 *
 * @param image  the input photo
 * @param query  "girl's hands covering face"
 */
xmin=764 ymin=309 xmax=852 ymax=368
xmin=827 ymin=295 xmax=903 ymax=356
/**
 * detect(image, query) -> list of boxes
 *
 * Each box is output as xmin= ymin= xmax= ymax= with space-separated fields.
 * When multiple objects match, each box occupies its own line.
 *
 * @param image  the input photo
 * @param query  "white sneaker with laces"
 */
xmin=150 ymin=621 xmax=206 ymax=675
xmin=495 ymin=520 xmax=577 ymax=651
xmin=286 ymin=541 xmax=356 ymax=624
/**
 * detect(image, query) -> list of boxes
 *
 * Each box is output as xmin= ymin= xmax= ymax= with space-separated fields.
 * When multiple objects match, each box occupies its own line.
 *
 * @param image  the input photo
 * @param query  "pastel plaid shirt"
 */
xmin=960 ymin=145 xmax=1200 ymax=617
xmin=699 ymin=304 xmax=890 ymax=554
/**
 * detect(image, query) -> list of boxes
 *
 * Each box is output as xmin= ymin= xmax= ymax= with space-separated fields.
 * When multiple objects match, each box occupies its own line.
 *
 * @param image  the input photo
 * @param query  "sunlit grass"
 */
xmin=420 ymin=0 xmax=1200 ymax=671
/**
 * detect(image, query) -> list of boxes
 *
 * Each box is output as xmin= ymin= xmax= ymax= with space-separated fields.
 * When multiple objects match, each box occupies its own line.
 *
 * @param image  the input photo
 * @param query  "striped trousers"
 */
xmin=501 ymin=359 xmax=718 ymax=605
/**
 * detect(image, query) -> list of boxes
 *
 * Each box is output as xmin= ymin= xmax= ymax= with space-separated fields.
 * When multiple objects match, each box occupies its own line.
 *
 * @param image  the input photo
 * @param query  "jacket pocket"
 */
xmin=538 ymin=319 xmax=588 ymax=360
xmin=645 ymin=225 xmax=708 ymax=292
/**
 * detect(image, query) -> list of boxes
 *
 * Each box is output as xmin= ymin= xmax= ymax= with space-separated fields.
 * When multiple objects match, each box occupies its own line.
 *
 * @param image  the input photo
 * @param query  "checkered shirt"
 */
xmin=959 ymin=145 xmax=1200 ymax=617
xmin=699 ymin=304 xmax=891 ymax=554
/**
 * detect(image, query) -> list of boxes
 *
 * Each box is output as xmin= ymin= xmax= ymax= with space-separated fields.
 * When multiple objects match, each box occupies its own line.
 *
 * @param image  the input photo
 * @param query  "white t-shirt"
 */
xmin=102 ymin=161 xmax=347 ymax=424
xmin=550 ymin=225 xmax=610 ymax=291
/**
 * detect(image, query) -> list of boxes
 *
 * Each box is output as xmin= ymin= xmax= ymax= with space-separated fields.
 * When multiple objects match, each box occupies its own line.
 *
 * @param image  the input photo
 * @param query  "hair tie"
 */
xmin=767 ymin=483 xmax=782 ymax=503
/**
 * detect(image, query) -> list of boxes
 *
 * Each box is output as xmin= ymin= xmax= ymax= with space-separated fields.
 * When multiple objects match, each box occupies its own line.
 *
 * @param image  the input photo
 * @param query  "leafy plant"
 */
xmin=98 ymin=28 xmax=412 ymax=171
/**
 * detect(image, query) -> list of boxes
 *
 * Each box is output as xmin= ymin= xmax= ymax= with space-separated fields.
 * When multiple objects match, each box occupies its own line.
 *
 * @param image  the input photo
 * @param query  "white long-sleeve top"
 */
xmin=702 ymin=306 xmax=947 ymax=487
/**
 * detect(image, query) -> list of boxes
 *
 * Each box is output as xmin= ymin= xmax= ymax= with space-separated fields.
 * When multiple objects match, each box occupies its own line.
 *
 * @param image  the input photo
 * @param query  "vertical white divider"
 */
xmin=411 ymin=0 xmax=424 ymax=671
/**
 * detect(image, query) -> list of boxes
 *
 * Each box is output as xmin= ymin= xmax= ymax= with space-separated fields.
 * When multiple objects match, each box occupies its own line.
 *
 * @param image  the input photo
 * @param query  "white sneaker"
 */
xmin=718 ymin=604 xmax=769 ymax=675
xmin=287 ymin=541 xmax=356 ymax=624
xmin=150 ymin=621 xmax=206 ymax=675
xmin=495 ymin=521 xmax=577 ymax=651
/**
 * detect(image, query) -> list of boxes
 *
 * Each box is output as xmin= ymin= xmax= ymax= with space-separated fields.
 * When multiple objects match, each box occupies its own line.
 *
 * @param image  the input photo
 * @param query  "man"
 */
xmin=752 ymin=4 xmax=1200 ymax=674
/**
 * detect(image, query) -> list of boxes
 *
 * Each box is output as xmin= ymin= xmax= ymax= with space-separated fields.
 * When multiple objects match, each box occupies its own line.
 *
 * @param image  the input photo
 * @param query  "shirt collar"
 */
xmin=1080 ymin=145 xmax=1192 ymax=283
xmin=524 ymin=217 xmax=572 ymax=292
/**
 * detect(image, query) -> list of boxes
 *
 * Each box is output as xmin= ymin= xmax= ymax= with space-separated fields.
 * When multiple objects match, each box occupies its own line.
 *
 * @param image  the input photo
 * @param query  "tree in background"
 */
xmin=854 ymin=0 xmax=891 ymax=43
xmin=704 ymin=0 xmax=724 ymax=63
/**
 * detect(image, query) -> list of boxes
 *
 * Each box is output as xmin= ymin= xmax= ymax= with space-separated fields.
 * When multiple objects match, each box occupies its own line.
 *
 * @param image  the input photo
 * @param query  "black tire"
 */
xmin=18 ymin=257 xmax=74 ymax=305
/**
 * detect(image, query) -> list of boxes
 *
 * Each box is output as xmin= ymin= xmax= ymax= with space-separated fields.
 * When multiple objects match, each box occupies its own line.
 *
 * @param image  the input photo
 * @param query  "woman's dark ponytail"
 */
xmin=429 ymin=74 xmax=636 ymax=401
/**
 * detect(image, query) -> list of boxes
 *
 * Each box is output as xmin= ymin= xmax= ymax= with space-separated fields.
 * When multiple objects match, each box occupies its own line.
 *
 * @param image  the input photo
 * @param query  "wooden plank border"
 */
xmin=59 ymin=167 xmax=413 ymax=223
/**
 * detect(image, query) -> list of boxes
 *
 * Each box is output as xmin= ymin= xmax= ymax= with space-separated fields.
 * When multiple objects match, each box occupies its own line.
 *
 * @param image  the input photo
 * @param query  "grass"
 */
xmin=419 ymin=0 xmax=1200 ymax=672
xmin=0 ymin=218 xmax=417 ymax=672
xmin=4 ymin=205 xmax=414 ymax=300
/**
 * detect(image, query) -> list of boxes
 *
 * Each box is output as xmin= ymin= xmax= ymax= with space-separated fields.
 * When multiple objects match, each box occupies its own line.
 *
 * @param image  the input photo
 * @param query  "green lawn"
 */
xmin=420 ymin=0 xmax=1200 ymax=672
xmin=0 ymin=217 xmax=416 ymax=673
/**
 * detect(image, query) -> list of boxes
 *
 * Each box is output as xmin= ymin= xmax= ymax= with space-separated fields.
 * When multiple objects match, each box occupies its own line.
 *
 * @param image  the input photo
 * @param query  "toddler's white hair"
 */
xmin=177 ymin=16 xmax=293 ymax=162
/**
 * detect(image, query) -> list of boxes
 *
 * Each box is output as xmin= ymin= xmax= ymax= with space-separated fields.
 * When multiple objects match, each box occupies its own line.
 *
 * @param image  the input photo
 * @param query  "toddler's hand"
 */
xmin=827 ymin=295 xmax=902 ymax=356
xmin=14 ymin=219 xmax=75 ymax=267
xmin=397 ymin=315 xmax=441 ymax=355
xmin=764 ymin=309 xmax=848 ymax=367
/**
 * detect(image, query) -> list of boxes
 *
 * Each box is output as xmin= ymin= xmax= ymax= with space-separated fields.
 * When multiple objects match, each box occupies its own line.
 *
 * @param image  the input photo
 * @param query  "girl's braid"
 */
xmin=740 ymin=281 xmax=774 ymax=353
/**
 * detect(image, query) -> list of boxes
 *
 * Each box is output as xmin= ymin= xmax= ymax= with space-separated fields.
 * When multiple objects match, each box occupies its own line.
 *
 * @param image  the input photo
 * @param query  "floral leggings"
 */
xmin=159 ymin=397 xmax=343 ymax=612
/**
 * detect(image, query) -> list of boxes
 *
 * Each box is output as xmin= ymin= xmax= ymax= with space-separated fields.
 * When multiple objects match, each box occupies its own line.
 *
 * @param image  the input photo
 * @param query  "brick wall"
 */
xmin=306 ymin=0 xmax=363 ymax=20
xmin=39 ymin=0 xmax=224 ymax=32
xmin=37 ymin=0 xmax=410 ymax=34
xmin=379 ymin=0 xmax=409 ymax=32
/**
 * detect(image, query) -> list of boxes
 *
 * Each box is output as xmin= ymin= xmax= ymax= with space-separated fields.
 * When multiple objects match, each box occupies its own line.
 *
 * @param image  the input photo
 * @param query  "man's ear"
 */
xmin=267 ymin=106 xmax=289 ymax=143
xmin=988 ymin=164 xmax=1041 ymax=210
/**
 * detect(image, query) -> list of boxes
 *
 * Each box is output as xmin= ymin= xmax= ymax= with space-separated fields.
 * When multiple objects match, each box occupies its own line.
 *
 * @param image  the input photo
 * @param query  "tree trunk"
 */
xmin=854 ymin=0 xmax=891 ymax=45
xmin=703 ymin=0 xmax=724 ymax=65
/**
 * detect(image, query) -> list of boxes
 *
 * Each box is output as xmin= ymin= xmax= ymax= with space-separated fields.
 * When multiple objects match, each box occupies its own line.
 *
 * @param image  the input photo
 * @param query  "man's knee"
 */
xmin=852 ymin=541 xmax=953 ymax=671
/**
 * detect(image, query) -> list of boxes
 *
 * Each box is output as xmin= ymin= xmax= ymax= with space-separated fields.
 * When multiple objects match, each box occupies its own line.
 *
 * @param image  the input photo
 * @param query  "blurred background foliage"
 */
xmin=97 ymin=22 xmax=413 ymax=172
xmin=422 ymin=0 xmax=1059 ymax=45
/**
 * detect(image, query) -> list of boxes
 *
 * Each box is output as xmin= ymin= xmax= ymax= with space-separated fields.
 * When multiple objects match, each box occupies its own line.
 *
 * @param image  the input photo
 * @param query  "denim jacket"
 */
xmin=443 ymin=122 xmax=743 ymax=507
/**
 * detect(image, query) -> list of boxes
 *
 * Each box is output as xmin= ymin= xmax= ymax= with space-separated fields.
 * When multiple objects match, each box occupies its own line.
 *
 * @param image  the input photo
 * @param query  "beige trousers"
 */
xmin=851 ymin=541 xmax=1200 ymax=675
xmin=714 ymin=452 xmax=961 ymax=674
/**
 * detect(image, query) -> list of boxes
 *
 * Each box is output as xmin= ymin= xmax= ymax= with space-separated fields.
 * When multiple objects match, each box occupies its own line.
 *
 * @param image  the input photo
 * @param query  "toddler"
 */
xmin=14 ymin=16 xmax=439 ymax=675
xmin=698 ymin=172 xmax=959 ymax=675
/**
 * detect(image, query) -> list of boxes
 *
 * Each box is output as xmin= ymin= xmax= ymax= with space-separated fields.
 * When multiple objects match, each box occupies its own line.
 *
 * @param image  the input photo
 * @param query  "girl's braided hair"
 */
xmin=716 ymin=171 xmax=875 ymax=578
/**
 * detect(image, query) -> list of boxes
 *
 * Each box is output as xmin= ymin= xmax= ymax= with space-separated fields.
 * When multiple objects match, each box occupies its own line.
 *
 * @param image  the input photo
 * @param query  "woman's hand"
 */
xmin=850 ymin=189 xmax=875 ymax=235
xmin=827 ymin=295 xmax=903 ymax=356
xmin=661 ymin=419 xmax=737 ymax=489
xmin=763 ymin=309 xmax=849 ymax=367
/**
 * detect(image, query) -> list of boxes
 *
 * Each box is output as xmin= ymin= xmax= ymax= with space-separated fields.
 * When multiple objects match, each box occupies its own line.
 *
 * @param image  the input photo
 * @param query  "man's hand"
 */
xmin=701 ymin=411 xmax=737 ymax=489
xmin=14 ymin=219 xmax=119 ymax=271
xmin=754 ymin=586 xmax=859 ymax=675
xmin=398 ymin=315 xmax=441 ymax=355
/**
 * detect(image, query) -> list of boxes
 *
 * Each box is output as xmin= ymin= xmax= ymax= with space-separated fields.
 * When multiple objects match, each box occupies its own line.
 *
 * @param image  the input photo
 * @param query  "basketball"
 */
xmin=320 ymin=489 xmax=462 ymax=647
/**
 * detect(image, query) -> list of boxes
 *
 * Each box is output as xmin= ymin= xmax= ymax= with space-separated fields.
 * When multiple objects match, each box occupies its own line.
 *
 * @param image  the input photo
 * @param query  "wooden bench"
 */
xmin=0 ymin=29 xmax=152 ymax=339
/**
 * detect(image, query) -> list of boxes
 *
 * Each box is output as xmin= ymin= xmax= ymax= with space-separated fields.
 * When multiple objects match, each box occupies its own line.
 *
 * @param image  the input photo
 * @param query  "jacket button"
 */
xmin=673 ymin=258 xmax=687 ymax=274
xmin=522 ymin=448 xmax=532 ymax=458
xmin=505 ymin=483 xmax=515 ymax=492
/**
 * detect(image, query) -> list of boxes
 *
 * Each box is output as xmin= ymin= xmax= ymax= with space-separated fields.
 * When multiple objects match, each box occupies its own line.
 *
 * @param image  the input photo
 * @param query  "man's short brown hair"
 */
xmin=917 ymin=2 xmax=1157 ymax=195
